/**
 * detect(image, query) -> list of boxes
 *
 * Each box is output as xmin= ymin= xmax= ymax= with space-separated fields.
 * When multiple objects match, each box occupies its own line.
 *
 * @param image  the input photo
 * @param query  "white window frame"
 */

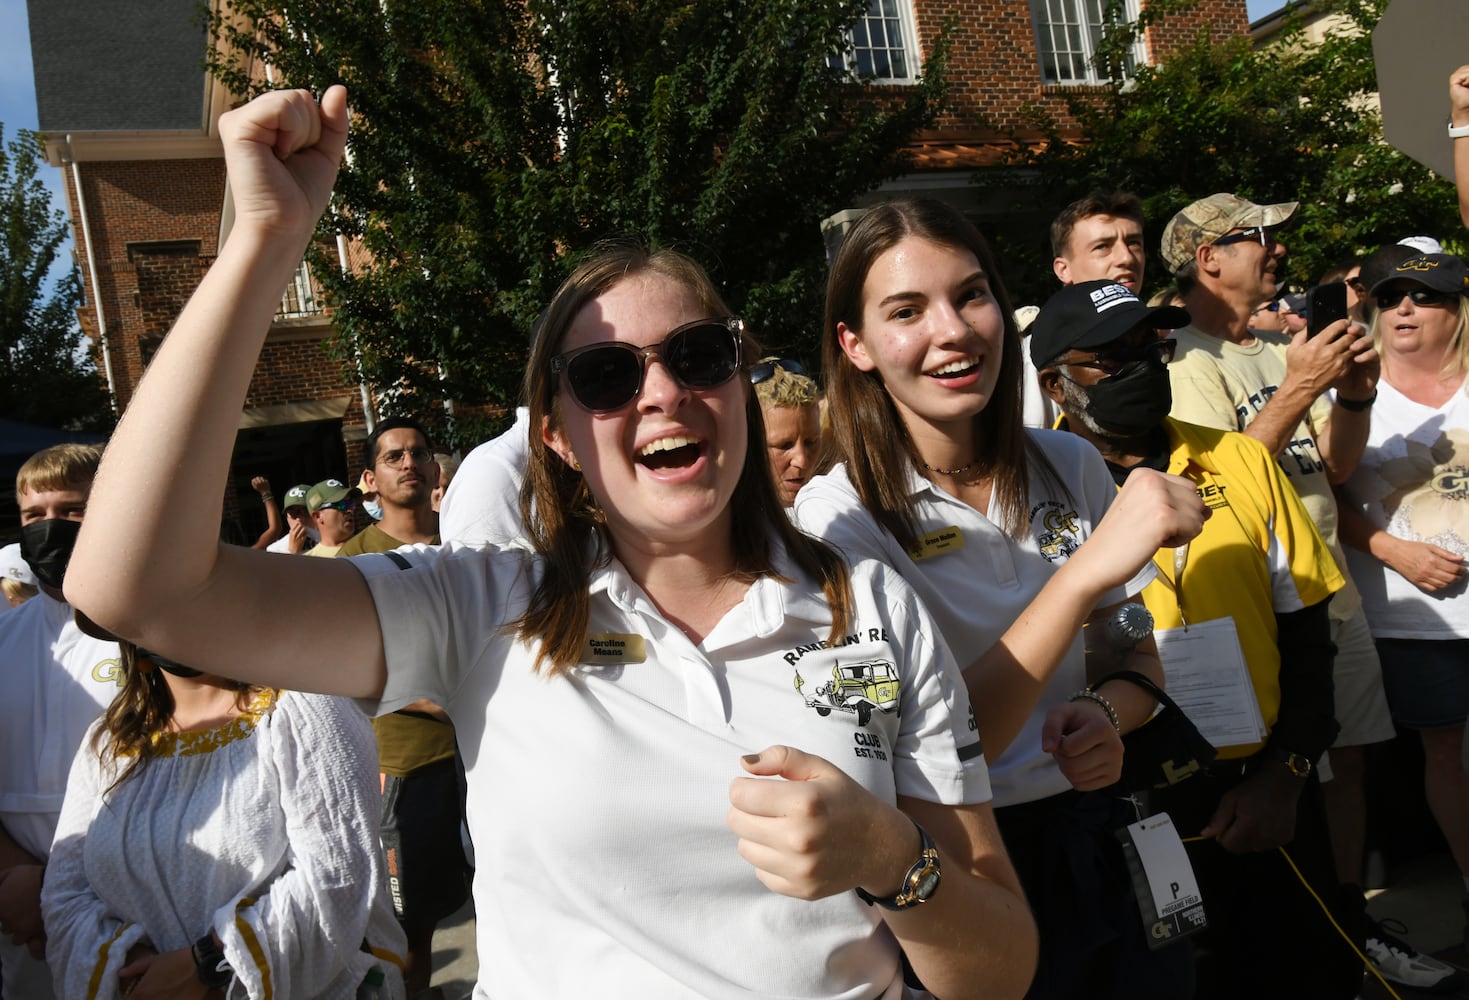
xmin=276 ymin=259 xmax=321 ymax=321
xmin=1031 ymin=0 xmax=1146 ymax=86
xmin=832 ymin=0 xmax=921 ymax=84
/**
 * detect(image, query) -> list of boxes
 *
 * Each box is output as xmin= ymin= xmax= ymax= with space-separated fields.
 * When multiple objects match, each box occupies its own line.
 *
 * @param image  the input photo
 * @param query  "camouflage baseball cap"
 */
xmin=1160 ymin=193 xmax=1298 ymax=274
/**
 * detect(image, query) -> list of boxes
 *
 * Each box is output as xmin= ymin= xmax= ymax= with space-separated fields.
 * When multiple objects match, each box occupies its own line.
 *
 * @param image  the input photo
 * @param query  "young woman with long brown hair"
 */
xmin=795 ymin=199 xmax=1207 ymax=998
xmin=42 ymin=642 xmax=405 ymax=998
xmin=65 ymin=88 xmax=1038 ymax=999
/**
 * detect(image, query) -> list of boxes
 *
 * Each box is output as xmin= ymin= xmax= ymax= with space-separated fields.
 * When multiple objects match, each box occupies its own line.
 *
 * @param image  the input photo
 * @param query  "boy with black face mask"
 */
xmin=0 ymin=444 xmax=121 ymax=1000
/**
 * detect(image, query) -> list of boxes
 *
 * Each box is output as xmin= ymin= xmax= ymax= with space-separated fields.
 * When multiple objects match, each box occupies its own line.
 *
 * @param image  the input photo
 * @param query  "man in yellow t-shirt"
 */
xmin=1034 ymin=279 xmax=1363 ymax=1000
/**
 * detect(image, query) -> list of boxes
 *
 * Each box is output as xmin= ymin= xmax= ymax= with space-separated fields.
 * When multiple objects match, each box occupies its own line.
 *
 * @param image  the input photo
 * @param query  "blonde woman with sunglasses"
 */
xmin=1338 ymin=254 xmax=1469 ymax=967
xmin=65 ymin=87 xmax=1038 ymax=999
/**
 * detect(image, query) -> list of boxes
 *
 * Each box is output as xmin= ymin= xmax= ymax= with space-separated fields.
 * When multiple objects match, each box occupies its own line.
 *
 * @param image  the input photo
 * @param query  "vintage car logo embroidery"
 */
xmin=793 ymin=658 xmax=900 ymax=727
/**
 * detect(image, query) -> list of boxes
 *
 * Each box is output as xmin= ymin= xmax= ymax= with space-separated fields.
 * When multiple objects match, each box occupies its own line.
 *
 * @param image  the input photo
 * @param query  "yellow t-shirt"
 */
xmin=1139 ymin=419 xmax=1342 ymax=758
xmin=335 ymin=523 xmax=457 ymax=775
xmin=1167 ymin=325 xmax=1361 ymax=621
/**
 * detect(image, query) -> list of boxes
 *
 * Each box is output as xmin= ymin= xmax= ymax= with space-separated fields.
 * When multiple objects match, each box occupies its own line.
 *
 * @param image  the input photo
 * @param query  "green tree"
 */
xmin=981 ymin=0 xmax=1458 ymax=306
xmin=0 ymin=126 xmax=111 ymax=430
xmin=211 ymin=0 xmax=948 ymax=447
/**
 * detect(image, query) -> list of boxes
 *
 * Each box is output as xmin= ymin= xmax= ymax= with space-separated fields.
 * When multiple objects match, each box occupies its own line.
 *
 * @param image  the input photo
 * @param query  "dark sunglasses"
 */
xmin=552 ymin=317 xmax=743 ymax=413
xmin=1375 ymin=287 xmax=1458 ymax=311
xmin=749 ymin=358 xmax=809 ymax=385
xmin=316 ymin=500 xmax=353 ymax=513
xmin=1062 ymin=338 xmax=1176 ymax=377
xmin=1212 ymin=225 xmax=1281 ymax=250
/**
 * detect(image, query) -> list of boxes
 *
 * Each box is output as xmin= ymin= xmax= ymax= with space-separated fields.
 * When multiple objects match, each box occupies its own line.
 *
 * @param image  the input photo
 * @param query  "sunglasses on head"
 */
xmin=1375 ymin=287 xmax=1458 ymax=311
xmin=552 ymin=317 xmax=744 ymax=413
xmin=749 ymin=358 xmax=809 ymax=385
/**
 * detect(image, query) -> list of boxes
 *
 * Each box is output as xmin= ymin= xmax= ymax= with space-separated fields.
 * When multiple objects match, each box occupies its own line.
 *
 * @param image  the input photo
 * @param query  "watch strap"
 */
xmin=855 ymin=820 xmax=941 ymax=911
xmin=1449 ymin=119 xmax=1469 ymax=139
xmin=193 ymin=933 xmax=233 ymax=990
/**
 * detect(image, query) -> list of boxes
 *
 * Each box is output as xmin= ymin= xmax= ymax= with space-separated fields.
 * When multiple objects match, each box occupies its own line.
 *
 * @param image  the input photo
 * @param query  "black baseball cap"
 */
xmin=1030 ymin=280 xmax=1190 ymax=368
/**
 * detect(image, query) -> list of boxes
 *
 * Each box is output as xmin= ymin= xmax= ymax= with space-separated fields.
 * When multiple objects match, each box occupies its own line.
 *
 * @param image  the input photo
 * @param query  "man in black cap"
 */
xmin=1031 ymin=280 xmax=1368 ymax=999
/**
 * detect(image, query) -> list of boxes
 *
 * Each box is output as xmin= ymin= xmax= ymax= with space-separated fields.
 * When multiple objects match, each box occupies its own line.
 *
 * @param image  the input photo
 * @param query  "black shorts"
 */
xmin=379 ymin=756 xmax=470 ymax=928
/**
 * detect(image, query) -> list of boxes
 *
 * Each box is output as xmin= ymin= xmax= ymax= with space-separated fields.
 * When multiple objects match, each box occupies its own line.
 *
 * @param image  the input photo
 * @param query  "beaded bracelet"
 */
xmin=1068 ymin=688 xmax=1121 ymax=735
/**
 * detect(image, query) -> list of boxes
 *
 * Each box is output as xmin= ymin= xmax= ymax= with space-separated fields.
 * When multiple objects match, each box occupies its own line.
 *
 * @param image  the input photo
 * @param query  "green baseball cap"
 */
xmin=306 ymin=479 xmax=358 ymax=513
xmin=282 ymin=483 xmax=312 ymax=512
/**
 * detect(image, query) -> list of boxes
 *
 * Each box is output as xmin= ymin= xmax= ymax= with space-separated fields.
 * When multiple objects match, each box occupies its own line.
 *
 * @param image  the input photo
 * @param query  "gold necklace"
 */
xmin=922 ymin=459 xmax=976 ymax=476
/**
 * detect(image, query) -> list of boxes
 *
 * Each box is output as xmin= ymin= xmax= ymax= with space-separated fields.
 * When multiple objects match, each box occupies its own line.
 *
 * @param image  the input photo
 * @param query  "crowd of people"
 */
xmin=3 ymin=66 xmax=1469 ymax=1000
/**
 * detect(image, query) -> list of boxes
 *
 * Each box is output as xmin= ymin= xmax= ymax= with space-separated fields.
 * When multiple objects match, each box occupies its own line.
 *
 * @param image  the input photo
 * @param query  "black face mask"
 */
xmin=19 ymin=518 xmax=82 ymax=590
xmin=137 ymin=648 xmax=204 ymax=678
xmin=1078 ymin=357 xmax=1173 ymax=438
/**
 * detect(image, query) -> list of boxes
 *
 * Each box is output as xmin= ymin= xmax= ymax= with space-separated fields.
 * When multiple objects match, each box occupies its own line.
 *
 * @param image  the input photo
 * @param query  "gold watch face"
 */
xmin=913 ymin=865 xmax=942 ymax=900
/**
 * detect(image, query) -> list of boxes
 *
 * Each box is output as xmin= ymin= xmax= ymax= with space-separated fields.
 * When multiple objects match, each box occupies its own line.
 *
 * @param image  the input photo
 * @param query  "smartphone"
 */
xmin=1307 ymin=281 xmax=1349 ymax=338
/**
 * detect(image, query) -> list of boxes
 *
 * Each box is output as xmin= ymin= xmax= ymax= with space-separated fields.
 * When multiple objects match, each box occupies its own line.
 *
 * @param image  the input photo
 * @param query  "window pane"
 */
xmin=841 ymin=0 xmax=913 ymax=81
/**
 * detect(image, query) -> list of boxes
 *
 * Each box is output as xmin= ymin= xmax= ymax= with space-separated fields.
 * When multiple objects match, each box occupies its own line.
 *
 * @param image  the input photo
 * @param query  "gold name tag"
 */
xmin=908 ymin=526 xmax=965 ymax=561
xmin=582 ymin=633 xmax=647 ymax=664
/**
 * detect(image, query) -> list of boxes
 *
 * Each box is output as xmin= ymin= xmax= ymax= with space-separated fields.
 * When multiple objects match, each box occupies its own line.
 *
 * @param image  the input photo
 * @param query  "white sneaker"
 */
xmin=1365 ymin=918 xmax=1464 ymax=994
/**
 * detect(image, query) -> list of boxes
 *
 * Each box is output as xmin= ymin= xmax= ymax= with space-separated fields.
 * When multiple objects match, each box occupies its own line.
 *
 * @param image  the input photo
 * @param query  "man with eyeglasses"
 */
xmin=1159 ymin=193 xmax=1397 ymax=953
xmin=334 ymin=417 xmax=465 ymax=997
xmin=1033 ymin=279 xmax=1363 ymax=1000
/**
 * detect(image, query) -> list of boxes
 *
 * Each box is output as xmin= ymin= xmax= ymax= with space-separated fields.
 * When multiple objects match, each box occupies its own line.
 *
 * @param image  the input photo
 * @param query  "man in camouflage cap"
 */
xmin=1159 ymin=192 xmax=1298 ymax=278
xmin=1161 ymin=191 xmax=1399 ymax=984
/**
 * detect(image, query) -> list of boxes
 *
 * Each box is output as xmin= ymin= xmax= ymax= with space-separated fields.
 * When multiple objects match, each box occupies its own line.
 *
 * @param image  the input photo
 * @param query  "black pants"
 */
xmin=996 ymin=788 xmax=1197 ymax=1000
xmin=1152 ymin=762 xmax=1365 ymax=1000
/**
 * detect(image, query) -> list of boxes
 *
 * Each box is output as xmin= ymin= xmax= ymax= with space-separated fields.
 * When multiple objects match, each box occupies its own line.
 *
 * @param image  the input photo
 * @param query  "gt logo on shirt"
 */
xmin=91 ymin=658 xmax=125 ymax=687
xmin=1031 ymin=500 xmax=1081 ymax=562
xmin=1431 ymin=467 xmax=1469 ymax=497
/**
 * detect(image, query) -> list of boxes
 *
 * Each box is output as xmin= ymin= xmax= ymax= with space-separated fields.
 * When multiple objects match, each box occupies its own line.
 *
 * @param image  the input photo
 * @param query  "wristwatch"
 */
xmin=1449 ymin=118 xmax=1469 ymax=139
xmin=193 ymin=933 xmax=233 ymax=990
xmin=855 ymin=821 xmax=942 ymax=911
xmin=1266 ymin=748 xmax=1313 ymax=778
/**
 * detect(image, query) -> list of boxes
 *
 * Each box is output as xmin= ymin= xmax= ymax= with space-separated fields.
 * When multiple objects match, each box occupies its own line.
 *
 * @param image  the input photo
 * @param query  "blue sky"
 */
xmin=2 ymin=0 xmax=72 ymax=294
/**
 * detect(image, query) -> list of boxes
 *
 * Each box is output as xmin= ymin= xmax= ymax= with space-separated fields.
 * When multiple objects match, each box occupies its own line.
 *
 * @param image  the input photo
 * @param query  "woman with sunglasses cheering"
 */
xmin=64 ymin=88 xmax=1037 ymax=999
xmin=1337 ymin=253 xmax=1469 ymax=932
xmin=794 ymin=199 xmax=1208 ymax=999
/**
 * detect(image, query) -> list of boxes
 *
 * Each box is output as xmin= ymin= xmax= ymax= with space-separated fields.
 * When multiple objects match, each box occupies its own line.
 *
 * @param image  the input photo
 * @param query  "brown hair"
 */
xmin=1049 ymin=191 xmax=1144 ymax=260
xmin=824 ymin=199 xmax=1064 ymax=549
xmin=93 ymin=644 xmax=254 ymax=792
xmin=516 ymin=242 xmax=852 ymax=676
xmin=16 ymin=444 xmax=103 ymax=501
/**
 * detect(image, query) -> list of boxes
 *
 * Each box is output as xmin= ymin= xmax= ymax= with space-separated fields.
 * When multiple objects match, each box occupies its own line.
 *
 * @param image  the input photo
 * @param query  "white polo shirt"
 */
xmin=438 ymin=407 xmax=531 ymax=547
xmin=794 ymin=429 xmax=1151 ymax=808
xmin=350 ymin=541 xmax=988 ymax=999
xmin=0 ymin=592 xmax=122 ymax=859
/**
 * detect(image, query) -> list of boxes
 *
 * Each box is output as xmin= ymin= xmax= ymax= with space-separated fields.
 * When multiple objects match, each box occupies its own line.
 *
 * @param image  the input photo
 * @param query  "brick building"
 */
xmin=29 ymin=0 xmax=370 ymax=538
xmin=29 ymin=0 xmax=1249 ymax=530
xmin=825 ymin=0 xmax=1248 ymax=241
